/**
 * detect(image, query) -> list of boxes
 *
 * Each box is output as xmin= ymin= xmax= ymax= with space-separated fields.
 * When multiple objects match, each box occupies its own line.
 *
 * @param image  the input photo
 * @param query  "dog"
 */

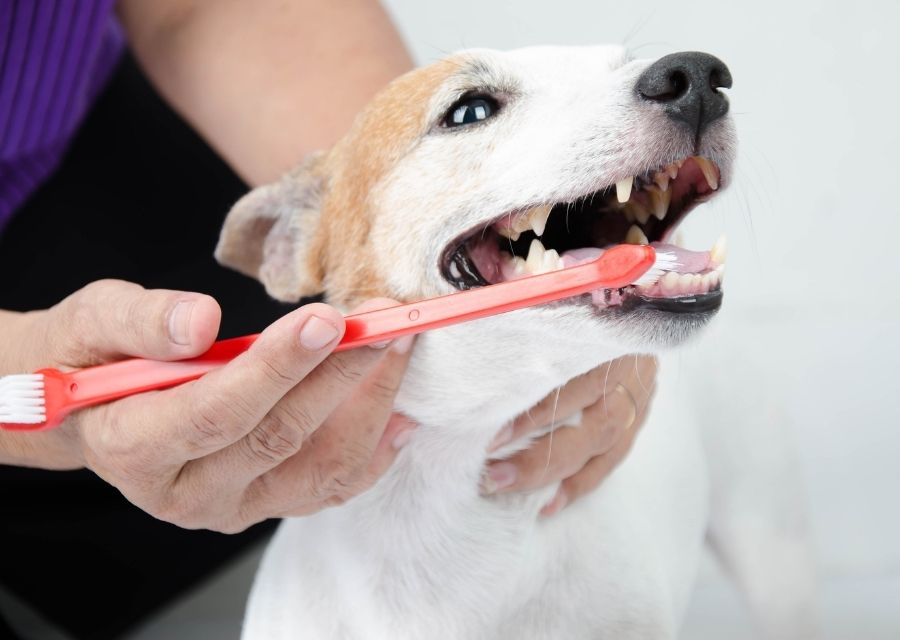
xmin=216 ymin=46 xmax=815 ymax=639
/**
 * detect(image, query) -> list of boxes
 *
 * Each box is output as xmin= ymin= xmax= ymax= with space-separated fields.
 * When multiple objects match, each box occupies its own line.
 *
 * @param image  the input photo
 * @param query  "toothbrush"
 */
xmin=0 ymin=245 xmax=674 ymax=431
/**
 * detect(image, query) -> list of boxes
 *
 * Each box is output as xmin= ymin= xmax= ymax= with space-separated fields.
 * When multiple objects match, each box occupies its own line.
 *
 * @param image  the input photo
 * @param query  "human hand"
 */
xmin=4 ymin=280 xmax=416 ymax=532
xmin=481 ymin=355 xmax=658 ymax=516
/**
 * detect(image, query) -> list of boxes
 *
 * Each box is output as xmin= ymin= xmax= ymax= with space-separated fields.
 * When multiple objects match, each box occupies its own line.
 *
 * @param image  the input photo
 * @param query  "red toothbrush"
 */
xmin=0 ymin=245 xmax=673 ymax=431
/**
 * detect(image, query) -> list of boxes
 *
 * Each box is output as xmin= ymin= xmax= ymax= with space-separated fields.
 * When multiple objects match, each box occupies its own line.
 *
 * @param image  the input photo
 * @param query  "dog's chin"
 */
xmin=596 ymin=298 xmax=722 ymax=350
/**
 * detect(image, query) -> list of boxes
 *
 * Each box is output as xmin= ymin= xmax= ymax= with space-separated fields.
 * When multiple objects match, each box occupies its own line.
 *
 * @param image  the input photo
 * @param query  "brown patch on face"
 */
xmin=308 ymin=58 xmax=462 ymax=308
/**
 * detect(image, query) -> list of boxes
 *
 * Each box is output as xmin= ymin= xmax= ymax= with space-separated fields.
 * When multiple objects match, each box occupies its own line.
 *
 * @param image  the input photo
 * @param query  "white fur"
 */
xmin=237 ymin=46 xmax=813 ymax=639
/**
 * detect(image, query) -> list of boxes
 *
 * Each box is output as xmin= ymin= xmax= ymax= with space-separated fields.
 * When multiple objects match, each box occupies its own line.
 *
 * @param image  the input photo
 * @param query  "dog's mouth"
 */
xmin=439 ymin=156 xmax=726 ymax=313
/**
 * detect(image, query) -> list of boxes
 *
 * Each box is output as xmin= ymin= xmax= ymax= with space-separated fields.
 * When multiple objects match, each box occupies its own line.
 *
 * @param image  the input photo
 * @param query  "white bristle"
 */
xmin=0 ymin=374 xmax=47 ymax=424
xmin=631 ymin=251 xmax=679 ymax=286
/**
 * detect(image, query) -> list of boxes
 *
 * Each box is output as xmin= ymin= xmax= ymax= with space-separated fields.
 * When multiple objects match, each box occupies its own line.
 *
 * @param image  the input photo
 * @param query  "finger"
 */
xmin=104 ymin=302 xmax=348 ymax=467
xmin=483 ymin=374 xmax=645 ymax=495
xmin=492 ymin=366 xmax=609 ymax=451
xmin=239 ymin=331 xmax=416 ymax=518
xmin=176 ymin=300 xmax=410 ymax=496
xmin=542 ymin=425 xmax=639 ymax=517
xmin=47 ymin=279 xmax=221 ymax=366
xmin=616 ymin=354 xmax=659 ymax=417
xmin=494 ymin=355 xmax=654 ymax=450
xmin=275 ymin=411 xmax=418 ymax=518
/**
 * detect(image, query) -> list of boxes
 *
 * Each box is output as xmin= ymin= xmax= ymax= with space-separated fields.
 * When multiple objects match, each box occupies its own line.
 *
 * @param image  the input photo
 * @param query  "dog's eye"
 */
xmin=443 ymin=95 xmax=499 ymax=128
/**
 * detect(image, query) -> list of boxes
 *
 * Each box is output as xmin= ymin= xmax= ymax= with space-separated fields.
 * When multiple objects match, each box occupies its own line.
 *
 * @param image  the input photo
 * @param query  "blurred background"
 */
xmin=4 ymin=1 xmax=896 ymax=638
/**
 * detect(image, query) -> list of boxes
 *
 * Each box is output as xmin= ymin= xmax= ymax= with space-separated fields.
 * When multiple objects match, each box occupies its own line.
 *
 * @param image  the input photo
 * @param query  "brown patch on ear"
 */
xmin=215 ymin=153 xmax=327 ymax=302
xmin=312 ymin=59 xmax=462 ymax=308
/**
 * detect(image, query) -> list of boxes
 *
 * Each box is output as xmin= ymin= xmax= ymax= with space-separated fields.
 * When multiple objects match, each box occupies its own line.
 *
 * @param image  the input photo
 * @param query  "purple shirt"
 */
xmin=0 ymin=0 xmax=124 ymax=234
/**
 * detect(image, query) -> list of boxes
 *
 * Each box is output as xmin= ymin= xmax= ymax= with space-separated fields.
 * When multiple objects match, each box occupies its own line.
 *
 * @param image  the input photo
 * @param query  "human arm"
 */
xmin=117 ymin=0 xmax=414 ymax=186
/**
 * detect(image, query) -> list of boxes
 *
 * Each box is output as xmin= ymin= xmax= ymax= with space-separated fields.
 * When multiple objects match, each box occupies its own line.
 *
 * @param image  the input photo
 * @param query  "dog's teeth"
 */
xmin=660 ymin=271 xmax=681 ymax=296
xmin=525 ymin=238 xmax=546 ymax=273
xmin=541 ymin=248 xmax=563 ymax=273
xmin=528 ymin=204 xmax=553 ymax=237
xmin=653 ymin=172 xmax=670 ymax=192
xmin=695 ymin=157 xmax=719 ymax=190
xmin=648 ymin=187 xmax=671 ymax=220
xmin=615 ymin=177 xmax=634 ymax=203
xmin=626 ymin=202 xmax=651 ymax=225
xmin=449 ymin=261 xmax=461 ymax=279
xmin=666 ymin=164 xmax=679 ymax=180
xmin=710 ymin=234 xmax=727 ymax=264
xmin=497 ymin=226 xmax=521 ymax=241
xmin=512 ymin=255 xmax=527 ymax=275
xmin=511 ymin=215 xmax=532 ymax=234
xmin=625 ymin=224 xmax=649 ymax=245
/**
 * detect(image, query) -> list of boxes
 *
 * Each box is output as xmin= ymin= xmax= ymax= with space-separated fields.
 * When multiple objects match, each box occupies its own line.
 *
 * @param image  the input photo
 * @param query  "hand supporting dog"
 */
xmin=482 ymin=355 xmax=658 ymax=515
xmin=0 ymin=280 xmax=417 ymax=533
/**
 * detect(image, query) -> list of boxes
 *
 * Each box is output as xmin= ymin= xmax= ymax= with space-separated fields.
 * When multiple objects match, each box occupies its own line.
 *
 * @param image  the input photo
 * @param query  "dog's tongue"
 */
xmin=560 ymin=243 xmax=710 ymax=274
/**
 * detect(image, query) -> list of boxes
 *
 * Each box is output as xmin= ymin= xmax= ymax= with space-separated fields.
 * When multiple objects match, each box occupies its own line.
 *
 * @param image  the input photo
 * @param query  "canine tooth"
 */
xmin=497 ymin=226 xmax=521 ymax=241
xmin=710 ymin=234 xmax=727 ymax=264
xmin=615 ymin=177 xmax=633 ymax=203
xmin=525 ymin=238 xmax=546 ymax=273
xmin=528 ymin=204 xmax=553 ymax=237
xmin=666 ymin=164 xmax=679 ymax=179
xmin=649 ymin=188 xmax=671 ymax=220
xmin=653 ymin=172 xmax=670 ymax=191
xmin=625 ymin=224 xmax=649 ymax=245
xmin=695 ymin=157 xmax=719 ymax=190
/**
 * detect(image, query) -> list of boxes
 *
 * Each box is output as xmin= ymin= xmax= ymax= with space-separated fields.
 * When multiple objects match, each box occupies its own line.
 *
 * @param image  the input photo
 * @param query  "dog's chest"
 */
xmin=242 ymin=359 xmax=708 ymax=640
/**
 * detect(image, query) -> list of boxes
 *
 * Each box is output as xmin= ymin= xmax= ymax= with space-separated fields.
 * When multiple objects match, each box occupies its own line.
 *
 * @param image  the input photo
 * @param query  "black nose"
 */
xmin=636 ymin=52 xmax=732 ymax=136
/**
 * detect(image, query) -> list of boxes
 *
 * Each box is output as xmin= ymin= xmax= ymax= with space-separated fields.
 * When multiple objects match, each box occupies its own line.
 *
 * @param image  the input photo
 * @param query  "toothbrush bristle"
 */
xmin=0 ymin=374 xmax=47 ymax=424
xmin=630 ymin=251 xmax=679 ymax=287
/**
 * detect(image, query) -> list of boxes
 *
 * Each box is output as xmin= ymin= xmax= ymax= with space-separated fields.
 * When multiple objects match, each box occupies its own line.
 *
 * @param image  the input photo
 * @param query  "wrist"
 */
xmin=0 ymin=309 xmax=49 ymax=375
xmin=0 ymin=426 xmax=84 ymax=470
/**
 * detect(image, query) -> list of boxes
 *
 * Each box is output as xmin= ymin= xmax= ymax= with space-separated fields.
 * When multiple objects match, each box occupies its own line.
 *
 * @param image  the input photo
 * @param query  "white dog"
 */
xmin=216 ymin=46 xmax=815 ymax=639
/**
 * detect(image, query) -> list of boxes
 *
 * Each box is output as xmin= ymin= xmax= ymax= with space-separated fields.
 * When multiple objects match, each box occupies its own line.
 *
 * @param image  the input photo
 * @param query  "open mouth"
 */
xmin=439 ymin=156 xmax=727 ymax=313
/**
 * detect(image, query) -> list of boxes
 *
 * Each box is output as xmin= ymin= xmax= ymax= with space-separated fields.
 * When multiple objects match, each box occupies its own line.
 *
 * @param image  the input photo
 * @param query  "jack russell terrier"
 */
xmin=216 ymin=46 xmax=815 ymax=640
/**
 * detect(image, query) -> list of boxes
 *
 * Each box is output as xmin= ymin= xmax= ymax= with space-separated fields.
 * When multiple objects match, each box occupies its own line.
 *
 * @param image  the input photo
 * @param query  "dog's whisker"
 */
xmin=541 ymin=386 xmax=564 ymax=481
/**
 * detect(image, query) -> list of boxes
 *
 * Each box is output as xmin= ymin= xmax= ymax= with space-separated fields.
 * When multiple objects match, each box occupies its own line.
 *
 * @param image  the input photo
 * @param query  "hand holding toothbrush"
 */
xmin=1 ymin=280 xmax=417 ymax=532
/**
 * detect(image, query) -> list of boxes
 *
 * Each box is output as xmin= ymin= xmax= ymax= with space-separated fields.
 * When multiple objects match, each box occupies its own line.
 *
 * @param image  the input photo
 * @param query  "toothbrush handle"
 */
xmin=46 ymin=244 xmax=655 ymax=425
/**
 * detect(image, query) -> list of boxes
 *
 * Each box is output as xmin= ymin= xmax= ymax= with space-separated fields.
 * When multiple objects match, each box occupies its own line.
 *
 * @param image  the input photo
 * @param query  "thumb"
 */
xmin=46 ymin=279 xmax=221 ymax=366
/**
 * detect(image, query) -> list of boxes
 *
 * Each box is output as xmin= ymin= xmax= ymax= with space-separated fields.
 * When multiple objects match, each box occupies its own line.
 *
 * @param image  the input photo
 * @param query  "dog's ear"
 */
xmin=215 ymin=153 xmax=326 ymax=302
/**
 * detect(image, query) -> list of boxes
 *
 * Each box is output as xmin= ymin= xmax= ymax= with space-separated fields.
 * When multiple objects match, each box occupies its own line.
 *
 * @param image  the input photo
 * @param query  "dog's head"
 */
xmin=217 ymin=46 xmax=735 ymax=393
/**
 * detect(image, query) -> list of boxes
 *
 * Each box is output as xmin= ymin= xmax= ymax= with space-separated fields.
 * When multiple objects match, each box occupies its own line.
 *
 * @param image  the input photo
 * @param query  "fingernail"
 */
xmin=391 ymin=334 xmax=415 ymax=354
xmin=613 ymin=383 xmax=638 ymax=430
xmin=481 ymin=462 xmax=517 ymax=495
xmin=539 ymin=490 xmax=568 ymax=518
xmin=299 ymin=315 xmax=340 ymax=350
xmin=168 ymin=300 xmax=195 ymax=346
xmin=391 ymin=428 xmax=416 ymax=450
xmin=369 ymin=339 xmax=392 ymax=349
xmin=488 ymin=424 xmax=513 ymax=452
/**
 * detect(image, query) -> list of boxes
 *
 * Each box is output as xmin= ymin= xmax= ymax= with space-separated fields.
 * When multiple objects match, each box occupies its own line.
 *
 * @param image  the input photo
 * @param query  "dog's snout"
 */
xmin=636 ymin=52 xmax=732 ymax=136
